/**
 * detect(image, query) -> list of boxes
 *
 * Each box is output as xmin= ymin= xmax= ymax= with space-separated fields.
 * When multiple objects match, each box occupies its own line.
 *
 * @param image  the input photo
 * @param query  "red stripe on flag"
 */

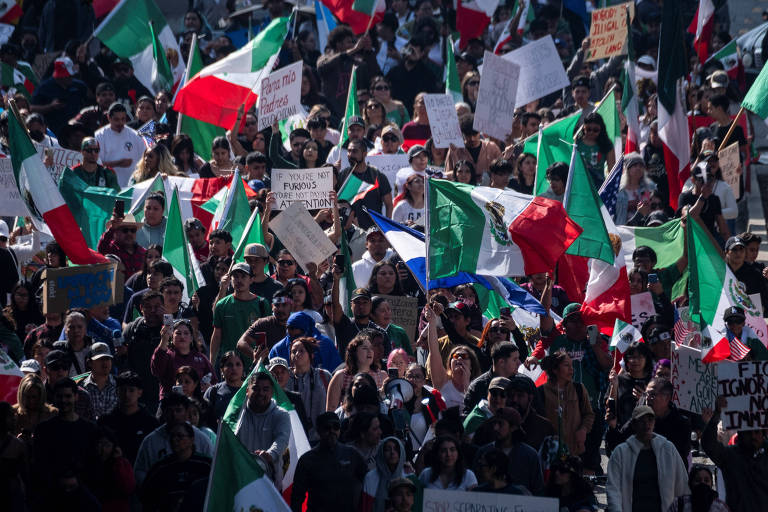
xmin=320 ymin=0 xmax=384 ymax=34
xmin=508 ymin=196 xmax=583 ymax=275
xmin=0 ymin=3 xmax=22 ymax=24
xmin=702 ymin=335 xmax=731 ymax=363
xmin=661 ymin=143 xmax=689 ymax=211
xmin=42 ymin=205 xmax=108 ymax=264
xmin=456 ymin=1 xmax=491 ymax=49
xmin=402 ymin=139 xmax=427 ymax=151
xmin=556 ymin=253 xmax=589 ymax=304
xmin=0 ymin=373 xmax=22 ymax=405
xmin=174 ymin=75 xmax=261 ymax=130
xmin=581 ymin=266 xmax=632 ymax=335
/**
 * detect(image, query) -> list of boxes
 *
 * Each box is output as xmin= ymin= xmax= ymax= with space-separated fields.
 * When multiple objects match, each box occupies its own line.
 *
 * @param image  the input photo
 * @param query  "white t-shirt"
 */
xmin=392 ymin=201 xmax=423 ymax=225
xmin=418 ymin=468 xmax=477 ymax=490
xmin=94 ymin=125 xmax=146 ymax=187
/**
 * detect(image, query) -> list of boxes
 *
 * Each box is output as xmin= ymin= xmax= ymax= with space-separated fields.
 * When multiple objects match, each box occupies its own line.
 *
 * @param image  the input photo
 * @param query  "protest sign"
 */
xmin=365 ymin=154 xmax=410 ymax=193
xmin=381 ymin=295 xmax=419 ymax=345
xmin=423 ymin=93 xmax=464 ymax=148
xmin=258 ymin=60 xmax=303 ymax=131
xmin=474 ymin=51 xmax=520 ymax=140
xmin=270 ymin=201 xmax=337 ymax=271
xmin=746 ymin=293 xmax=768 ymax=347
xmin=586 ymin=2 xmax=635 ymax=61
xmin=630 ymin=291 xmax=655 ymax=332
xmin=423 ymin=488 xmax=558 ymax=512
xmin=34 ymin=143 xmax=82 ymax=183
xmin=271 ymin=167 xmax=333 ymax=210
xmin=718 ymin=141 xmax=741 ymax=200
xmin=43 ymin=262 xmax=120 ymax=314
xmin=671 ymin=344 xmax=717 ymax=414
xmin=502 ymin=35 xmax=570 ymax=107
xmin=0 ymin=158 xmax=28 ymax=216
xmin=718 ymin=360 xmax=768 ymax=430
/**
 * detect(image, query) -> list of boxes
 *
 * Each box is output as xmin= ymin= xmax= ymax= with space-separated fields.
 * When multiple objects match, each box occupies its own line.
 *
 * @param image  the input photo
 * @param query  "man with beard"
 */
xmin=336 ymin=138 xmax=392 ymax=229
xmin=385 ymin=36 xmax=439 ymax=116
xmin=237 ymin=289 xmax=294 ymax=361
xmin=330 ymin=267 xmax=386 ymax=359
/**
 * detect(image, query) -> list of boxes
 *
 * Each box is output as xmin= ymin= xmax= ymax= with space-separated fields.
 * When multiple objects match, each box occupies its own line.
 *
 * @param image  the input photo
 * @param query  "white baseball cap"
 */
xmin=0 ymin=220 xmax=9 ymax=238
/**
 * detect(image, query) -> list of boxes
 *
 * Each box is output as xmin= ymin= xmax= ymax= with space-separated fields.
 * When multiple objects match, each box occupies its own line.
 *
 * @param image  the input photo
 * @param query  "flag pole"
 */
xmin=176 ymin=33 xmax=198 ymax=136
xmin=425 ymin=177 xmax=431 ymax=294
xmin=717 ymin=106 xmax=745 ymax=152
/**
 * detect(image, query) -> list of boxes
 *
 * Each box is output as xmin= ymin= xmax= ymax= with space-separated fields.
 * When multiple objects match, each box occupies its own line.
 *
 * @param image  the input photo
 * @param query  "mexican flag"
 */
xmin=0 ymin=350 xmax=23 ymax=405
xmin=595 ymin=88 xmax=622 ymax=160
xmin=456 ymin=0 xmax=492 ymax=49
xmin=232 ymin=207 xmax=266 ymax=263
xmin=222 ymin=365 xmax=310 ymax=503
xmin=563 ymin=147 xmax=614 ymax=264
xmin=204 ymin=422 xmax=290 ymax=512
xmin=94 ymin=0 xmax=185 ymax=94
xmin=339 ymin=230 xmax=357 ymax=316
xmin=741 ymin=49 xmax=768 ymax=119
xmin=621 ymin=5 xmax=640 ymax=154
xmin=176 ymin=35 xmax=225 ymax=162
xmin=707 ymin=40 xmax=743 ymax=84
xmin=1 ymin=62 xmax=34 ymax=97
xmin=445 ymin=36 xmax=462 ymax=103
xmin=0 ymin=0 xmax=21 ymax=24
xmin=524 ymin=111 xmax=580 ymax=196
xmin=427 ymin=179 xmax=582 ymax=279
xmin=174 ymin=18 xmax=289 ymax=130
xmin=320 ymin=0 xmax=384 ymax=34
xmin=610 ymin=318 xmax=643 ymax=353
xmin=339 ymin=67 xmax=360 ymax=147
xmin=149 ymin=20 xmax=174 ymax=94
xmin=338 ymin=173 xmax=378 ymax=204
xmin=210 ymin=170 xmax=251 ymax=245
xmin=8 ymin=107 xmax=107 ymax=265
xmin=687 ymin=0 xmax=715 ymax=64
xmin=164 ymin=187 xmax=205 ymax=301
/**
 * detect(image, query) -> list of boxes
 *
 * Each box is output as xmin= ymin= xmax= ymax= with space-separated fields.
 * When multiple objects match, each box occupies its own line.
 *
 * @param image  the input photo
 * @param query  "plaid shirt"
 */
xmin=82 ymin=373 xmax=118 ymax=419
xmin=97 ymin=229 xmax=147 ymax=278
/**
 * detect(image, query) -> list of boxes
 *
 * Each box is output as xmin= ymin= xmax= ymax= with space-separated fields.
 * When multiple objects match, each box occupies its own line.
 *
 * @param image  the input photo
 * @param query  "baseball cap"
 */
xmin=708 ymin=70 xmax=728 ymax=89
xmin=347 ymin=115 xmax=365 ymax=128
xmin=267 ymin=357 xmax=289 ymax=371
xmin=81 ymin=137 xmax=99 ymax=150
xmin=365 ymin=227 xmax=385 ymax=240
xmin=351 ymin=288 xmax=371 ymax=301
xmin=230 ymin=262 xmax=253 ymax=276
xmin=572 ymin=75 xmax=589 ymax=89
xmin=631 ymin=405 xmax=655 ymax=421
xmin=562 ymin=303 xmax=582 ymax=319
xmin=45 ymin=349 xmax=71 ymax=367
xmin=0 ymin=220 xmax=9 ymax=238
xmin=244 ymin=243 xmax=269 ymax=259
xmin=637 ymin=55 xmax=656 ymax=69
xmin=489 ymin=376 xmax=512 ymax=391
xmin=20 ymin=359 xmax=41 ymax=374
xmin=389 ymin=478 xmax=417 ymax=494
xmin=89 ymin=342 xmax=113 ymax=360
xmin=723 ymin=306 xmax=746 ymax=323
xmin=725 ymin=236 xmax=745 ymax=252
xmin=407 ymin=144 xmax=428 ymax=162
xmin=645 ymin=211 xmax=669 ymax=227
xmin=446 ymin=301 xmax=471 ymax=316
xmin=508 ymin=375 xmax=536 ymax=394
xmin=53 ymin=57 xmax=76 ymax=78
xmin=381 ymin=125 xmax=403 ymax=142
xmin=183 ymin=218 xmax=205 ymax=232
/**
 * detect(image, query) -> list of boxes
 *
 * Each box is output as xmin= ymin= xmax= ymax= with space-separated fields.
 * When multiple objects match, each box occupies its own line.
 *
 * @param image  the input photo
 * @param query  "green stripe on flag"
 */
xmin=742 ymin=56 xmax=768 ymax=118
xmin=428 ymin=179 xmax=485 ymax=279
xmin=149 ymin=20 xmax=173 ymax=92
xmin=524 ymin=112 xmax=580 ymax=196
xmin=445 ymin=36 xmax=462 ymax=103
xmin=251 ymin=18 xmax=290 ymax=72
xmin=94 ymin=0 xmax=169 ymax=57
xmin=687 ymin=217 xmax=727 ymax=325
xmin=217 ymin=174 xmax=251 ymax=246
xmin=232 ymin=208 xmax=266 ymax=264
xmin=164 ymin=187 xmax=201 ymax=300
xmin=339 ymin=68 xmax=360 ymax=147
xmin=595 ymin=88 xmax=621 ymax=151
xmin=352 ymin=0 xmax=378 ymax=15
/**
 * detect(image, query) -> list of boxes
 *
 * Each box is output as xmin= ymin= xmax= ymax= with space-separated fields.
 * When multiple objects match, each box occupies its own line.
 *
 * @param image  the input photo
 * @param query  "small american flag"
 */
xmin=673 ymin=306 xmax=694 ymax=345
xmin=138 ymin=119 xmax=156 ymax=148
xmin=727 ymin=335 xmax=751 ymax=361
xmin=599 ymin=154 xmax=623 ymax=218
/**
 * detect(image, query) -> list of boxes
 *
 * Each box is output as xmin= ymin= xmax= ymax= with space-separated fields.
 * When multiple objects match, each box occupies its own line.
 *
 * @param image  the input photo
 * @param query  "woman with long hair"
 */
xmin=371 ymin=296 xmax=413 ymax=356
xmin=362 ymin=436 xmax=414 ymax=512
xmin=401 ymin=93 xmax=431 ymax=140
xmin=198 ymin=136 xmax=235 ymax=177
xmin=345 ymin=411 xmax=384 ymax=471
xmin=419 ymin=436 xmax=477 ymax=490
xmin=288 ymin=337 xmax=332 ymax=441
xmin=151 ymin=319 xmax=216 ymax=399
xmin=370 ymin=76 xmax=410 ymax=127
xmin=667 ymin=465 xmax=729 ymax=512
xmin=125 ymin=244 xmax=163 ymax=292
xmin=326 ymin=333 xmax=387 ymax=411
xmin=403 ymin=363 xmax=441 ymax=451
xmin=367 ymin=261 xmax=404 ymax=296
xmin=575 ymin=112 xmax=615 ymax=188
xmin=363 ymin=99 xmax=388 ymax=129
xmin=461 ymin=71 xmax=481 ymax=111
xmin=13 ymin=373 xmax=57 ymax=441
xmin=175 ymin=365 xmax=205 ymax=402
xmin=298 ymin=138 xmax=324 ymax=169
xmin=451 ymin=159 xmax=477 ymax=185
xmin=61 ymin=311 xmax=93 ymax=376
xmin=171 ymin=134 xmax=204 ymax=176
xmin=615 ymin=153 xmax=657 ymax=224
xmin=300 ymin=65 xmax=330 ymax=112
xmin=510 ymin=153 xmax=536 ymax=195
xmin=284 ymin=279 xmax=322 ymax=323
xmin=4 ymin=282 xmax=43 ymax=343
xmin=425 ymin=137 xmax=447 ymax=167
xmin=392 ymin=173 xmax=424 ymax=225
xmin=129 ymin=144 xmax=180 ymax=185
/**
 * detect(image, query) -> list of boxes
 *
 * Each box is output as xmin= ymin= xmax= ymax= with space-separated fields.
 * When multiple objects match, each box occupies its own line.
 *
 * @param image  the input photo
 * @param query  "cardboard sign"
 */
xmin=423 ymin=489 xmax=558 ymax=512
xmin=718 ymin=141 xmax=741 ymax=200
xmin=43 ymin=263 xmax=120 ymax=314
xmin=0 ymin=158 xmax=29 ymax=216
xmin=671 ymin=344 xmax=717 ymax=414
xmin=423 ymin=93 xmax=464 ymax=149
xmin=365 ymin=154 xmax=410 ymax=193
xmin=586 ymin=2 xmax=635 ymax=61
xmin=271 ymin=167 xmax=334 ymax=210
xmin=502 ymin=35 xmax=570 ymax=107
xmin=474 ymin=51 xmax=520 ymax=140
xmin=630 ymin=291 xmax=655 ymax=332
xmin=746 ymin=293 xmax=768 ymax=348
xmin=270 ymin=201 xmax=337 ymax=271
xmin=718 ymin=360 xmax=768 ymax=430
xmin=258 ymin=60 xmax=303 ymax=131
xmin=34 ymin=143 xmax=83 ymax=183
xmin=380 ymin=294 xmax=419 ymax=345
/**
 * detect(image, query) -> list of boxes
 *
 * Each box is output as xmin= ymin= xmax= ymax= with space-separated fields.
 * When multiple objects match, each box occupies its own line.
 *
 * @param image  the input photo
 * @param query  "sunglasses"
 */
xmin=48 ymin=363 xmax=68 ymax=371
xmin=382 ymin=135 xmax=399 ymax=143
xmin=278 ymin=260 xmax=296 ymax=266
xmin=490 ymin=326 xmax=510 ymax=335
xmin=120 ymin=228 xmax=137 ymax=234
xmin=373 ymin=85 xmax=389 ymax=91
xmin=451 ymin=352 xmax=470 ymax=360
xmin=83 ymin=148 xmax=100 ymax=153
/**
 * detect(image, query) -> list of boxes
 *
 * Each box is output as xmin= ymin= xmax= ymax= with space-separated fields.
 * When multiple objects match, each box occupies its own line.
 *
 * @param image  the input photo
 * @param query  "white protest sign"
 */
xmin=423 ymin=93 xmax=464 ymax=149
xmin=0 ymin=158 xmax=29 ymax=216
xmin=671 ymin=344 xmax=717 ymax=414
xmin=365 ymin=154 xmax=410 ymax=193
xmin=502 ymin=35 xmax=570 ymax=107
xmin=258 ymin=60 xmax=303 ymax=131
xmin=474 ymin=51 xmax=520 ymax=140
xmin=270 ymin=201 xmax=337 ymax=271
xmin=586 ymin=2 xmax=635 ymax=61
xmin=746 ymin=293 xmax=767 ymax=347
xmin=34 ymin=143 xmax=82 ymax=183
xmin=381 ymin=294 xmax=419 ymax=344
xmin=718 ymin=360 xmax=768 ymax=430
xmin=718 ymin=141 xmax=741 ymax=200
xmin=630 ymin=291 xmax=655 ymax=332
xmin=423 ymin=488 xmax=558 ymax=512
xmin=271 ymin=167 xmax=333 ymax=210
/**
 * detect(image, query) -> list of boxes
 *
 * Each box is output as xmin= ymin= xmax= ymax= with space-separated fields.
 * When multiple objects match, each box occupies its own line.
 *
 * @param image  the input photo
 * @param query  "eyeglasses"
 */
xmin=278 ymin=260 xmax=296 ymax=266
xmin=405 ymin=372 xmax=424 ymax=380
xmin=490 ymin=326 xmax=510 ymax=335
xmin=382 ymin=135 xmax=399 ymax=143
xmin=451 ymin=352 xmax=470 ymax=360
xmin=489 ymin=389 xmax=507 ymax=397
xmin=373 ymin=85 xmax=390 ymax=91
xmin=467 ymin=81 xmax=480 ymax=87
xmin=120 ymin=228 xmax=137 ymax=234
xmin=83 ymin=148 xmax=100 ymax=153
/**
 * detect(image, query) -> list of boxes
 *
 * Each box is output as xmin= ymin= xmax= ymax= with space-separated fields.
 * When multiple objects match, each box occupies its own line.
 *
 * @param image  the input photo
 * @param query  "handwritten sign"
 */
xmin=365 ymin=154 xmax=410 ymax=193
xmin=586 ymin=2 xmax=635 ymax=61
xmin=502 ymin=35 xmax=570 ymax=107
xmin=718 ymin=141 xmax=741 ymax=200
xmin=258 ymin=60 xmax=303 ymax=131
xmin=43 ymin=262 xmax=119 ymax=314
xmin=271 ymin=167 xmax=333 ymax=210
xmin=34 ymin=143 xmax=83 ymax=183
xmin=270 ymin=201 xmax=337 ymax=271
xmin=423 ymin=93 xmax=464 ymax=149
xmin=671 ymin=344 xmax=717 ymax=414
xmin=381 ymin=294 xmax=419 ymax=345
xmin=0 ymin=158 xmax=29 ymax=216
xmin=423 ymin=489 xmax=558 ymax=512
xmin=630 ymin=291 xmax=655 ymax=332
xmin=474 ymin=51 xmax=520 ymax=140
xmin=718 ymin=360 xmax=768 ymax=430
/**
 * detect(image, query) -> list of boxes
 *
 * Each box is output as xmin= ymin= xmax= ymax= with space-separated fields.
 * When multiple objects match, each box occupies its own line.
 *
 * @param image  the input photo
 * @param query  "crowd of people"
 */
xmin=0 ymin=0 xmax=767 ymax=511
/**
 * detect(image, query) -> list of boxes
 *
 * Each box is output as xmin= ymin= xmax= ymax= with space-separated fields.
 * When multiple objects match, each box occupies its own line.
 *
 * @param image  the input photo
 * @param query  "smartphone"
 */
xmin=500 ymin=307 xmax=511 ymax=317
xmin=648 ymin=273 xmax=659 ymax=284
xmin=253 ymin=332 xmax=267 ymax=347
xmin=113 ymin=199 xmax=125 ymax=218
xmin=172 ymin=385 xmax=183 ymax=394
xmin=587 ymin=324 xmax=598 ymax=345
xmin=388 ymin=368 xmax=399 ymax=379
xmin=334 ymin=254 xmax=345 ymax=267
xmin=163 ymin=314 xmax=174 ymax=326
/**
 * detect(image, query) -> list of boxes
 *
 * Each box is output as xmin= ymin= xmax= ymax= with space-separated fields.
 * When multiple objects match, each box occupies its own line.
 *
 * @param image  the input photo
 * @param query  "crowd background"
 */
xmin=0 ymin=0 xmax=767 ymax=511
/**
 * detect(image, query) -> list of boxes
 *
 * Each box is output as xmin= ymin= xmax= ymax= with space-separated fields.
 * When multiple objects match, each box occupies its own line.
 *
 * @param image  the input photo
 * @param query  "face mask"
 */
xmin=29 ymin=130 xmax=44 ymax=142
xmin=690 ymin=483 xmax=717 ymax=511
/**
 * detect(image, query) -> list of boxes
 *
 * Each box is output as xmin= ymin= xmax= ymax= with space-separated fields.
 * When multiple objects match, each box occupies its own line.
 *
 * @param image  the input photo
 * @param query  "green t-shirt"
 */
xmin=213 ymin=294 xmax=271 ymax=359
xmin=72 ymin=164 xmax=120 ymax=191
xmin=386 ymin=323 xmax=413 ymax=355
xmin=549 ymin=334 xmax=608 ymax=408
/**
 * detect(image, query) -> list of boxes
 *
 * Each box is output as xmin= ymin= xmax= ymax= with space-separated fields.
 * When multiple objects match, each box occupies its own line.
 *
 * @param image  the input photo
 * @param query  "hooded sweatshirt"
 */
xmin=269 ymin=311 xmax=342 ymax=371
xmin=235 ymin=399 xmax=291 ymax=489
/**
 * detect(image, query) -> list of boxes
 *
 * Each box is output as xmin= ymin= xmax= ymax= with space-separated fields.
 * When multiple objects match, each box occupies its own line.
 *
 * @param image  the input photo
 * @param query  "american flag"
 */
xmin=138 ymin=119 xmax=156 ymax=149
xmin=673 ymin=306 xmax=695 ymax=345
xmin=599 ymin=154 xmax=623 ymax=218
xmin=727 ymin=335 xmax=751 ymax=361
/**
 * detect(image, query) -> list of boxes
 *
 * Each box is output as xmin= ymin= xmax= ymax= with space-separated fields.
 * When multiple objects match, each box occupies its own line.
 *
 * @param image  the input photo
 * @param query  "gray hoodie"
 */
xmin=235 ymin=400 xmax=291 ymax=489
xmin=133 ymin=423 xmax=214 ymax=485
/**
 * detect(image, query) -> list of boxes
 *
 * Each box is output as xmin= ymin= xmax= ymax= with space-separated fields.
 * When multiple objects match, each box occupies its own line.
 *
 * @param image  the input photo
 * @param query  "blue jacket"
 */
xmin=269 ymin=312 xmax=342 ymax=371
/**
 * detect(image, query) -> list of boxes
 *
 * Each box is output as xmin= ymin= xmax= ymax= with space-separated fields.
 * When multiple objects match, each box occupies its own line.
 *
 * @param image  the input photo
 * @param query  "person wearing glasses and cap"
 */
xmin=97 ymin=212 xmax=146 ymax=279
xmin=723 ymin=305 xmax=767 ymax=360
xmin=724 ymin=236 xmax=768 ymax=313
xmin=71 ymin=137 xmax=120 ymax=190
